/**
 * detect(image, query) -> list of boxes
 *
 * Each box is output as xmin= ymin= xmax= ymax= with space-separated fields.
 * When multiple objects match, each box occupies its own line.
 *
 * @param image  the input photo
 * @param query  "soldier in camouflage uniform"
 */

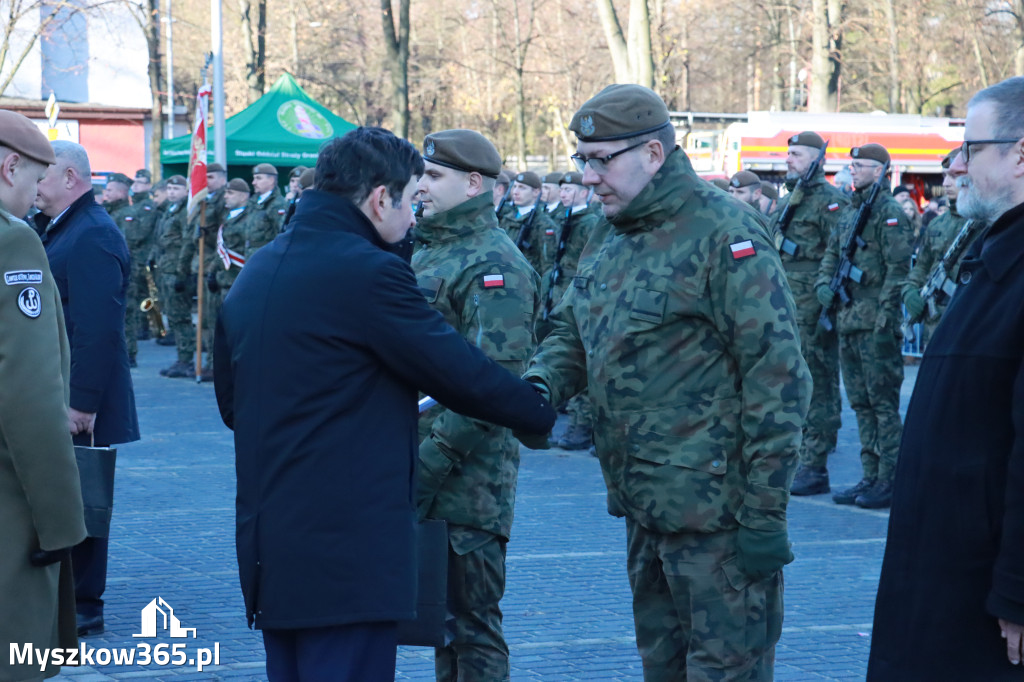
xmin=250 ymin=163 xmax=289 ymax=233
xmin=414 ymin=129 xmax=540 ymax=682
xmin=815 ymin=144 xmax=913 ymax=509
xmin=210 ymin=179 xmax=252 ymax=293
xmin=497 ymin=171 xmax=557 ymax=275
xmin=727 ymin=170 xmax=763 ymax=211
xmin=123 ymin=170 xmax=161 ymax=363
xmin=547 ymin=172 xmax=599 ymax=450
xmin=493 ymin=171 xmax=513 ymax=219
xmin=152 ymin=175 xmax=195 ymax=378
xmin=901 ymin=148 xmax=985 ymax=346
xmin=541 ymin=171 xmax=564 ymax=222
xmin=523 ymin=85 xmax=811 ymax=682
xmin=101 ymin=173 xmax=133 ymax=234
xmin=759 ymin=181 xmax=778 ymax=216
xmin=770 ymin=132 xmax=850 ymax=496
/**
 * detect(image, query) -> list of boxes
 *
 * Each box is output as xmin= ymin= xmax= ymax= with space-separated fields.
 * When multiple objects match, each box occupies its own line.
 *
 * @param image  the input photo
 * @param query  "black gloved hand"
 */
xmin=735 ymin=525 xmax=794 ymax=581
xmin=513 ymin=379 xmax=553 ymax=450
xmin=30 ymin=547 xmax=71 ymax=567
xmin=206 ymin=271 xmax=220 ymax=293
xmin=173 ymin=278 xmax=186 ymax=293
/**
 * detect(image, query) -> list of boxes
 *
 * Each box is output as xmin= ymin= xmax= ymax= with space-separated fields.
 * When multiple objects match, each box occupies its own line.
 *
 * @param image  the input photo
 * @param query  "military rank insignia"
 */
xmin=483 ymin=274 xmax=505 ymax=288
xmin=730 ymin=240 xmax=755 ymax=260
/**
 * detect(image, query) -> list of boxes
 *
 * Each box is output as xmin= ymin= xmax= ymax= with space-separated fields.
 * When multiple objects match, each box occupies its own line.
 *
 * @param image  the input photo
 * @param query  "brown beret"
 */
xmin=226 ymin=178 xmax=251 ymax=194
xmin=0 ymin=110 xmax=56 ymax=165
xmin=729 ymin=170 xmax=760 ymax=188
xmin=543 ymin=172 xmax=562 ymax=184
xmin=559 ymin=172 xmax=584 ymax=186
xmin=152 ymin=180 xmax=168 ymax=191
xmin=788 ymin=131 xmax=825 ymax=149
xmin=569 ymin=84 xmax=671 ymax=142
xmin=166 ymin=175 xmax=187 ymax=187
xmin=941 ymin=148 xmax=960 ymax=169
xmin=253 ymin=163 xmax=278 ymax=176
xmin=134 ymin=168 xmax=151 ymax=181
xmin=496 ymin=171 xmax=511 ymax=186
xmin=711 ymin=178 xmax=730 ymax=191
xmin=299 ymin=168 xmax=315 ymax=189
xmin=422 ymin=129 xmax=502 ymax=179
xmin=514 ymin=171 xmax=541 ymax=190
xmin=760 ymin=181 xmax=778 ymax=200
xmin=851 ymin=143 xmax=890 ymax=165
xmin=206 ymin=162 xmax=226 ymax=174
xmin=289 ymin=165 xmax=307 ymax=179
xmin=107 ymin=172 xmax=132 ymax=187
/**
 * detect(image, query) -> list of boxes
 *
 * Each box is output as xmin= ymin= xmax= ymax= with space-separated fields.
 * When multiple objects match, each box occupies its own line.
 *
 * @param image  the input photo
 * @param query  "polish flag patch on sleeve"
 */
xmin=730 ymin=240 xmax=755 ymax=259
xmin=886 ymin=218 xmax=899 ymax=225
xmin=483 ymin=274 xmax=505 ymax=288
xmin=828 ymin=203 xmax=840 ymax=211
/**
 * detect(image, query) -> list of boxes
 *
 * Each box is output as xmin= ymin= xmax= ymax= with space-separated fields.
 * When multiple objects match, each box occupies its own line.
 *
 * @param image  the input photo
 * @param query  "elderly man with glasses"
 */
xmin=868 ymin=75 xmax=1024 ymax=681
xmin=522 ymin=84 xmax=811 ymax=682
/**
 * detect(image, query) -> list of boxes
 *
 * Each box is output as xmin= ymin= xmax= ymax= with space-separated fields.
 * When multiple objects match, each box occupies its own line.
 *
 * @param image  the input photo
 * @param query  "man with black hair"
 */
xmin=214 ymin=127 xmax=556 ymax=682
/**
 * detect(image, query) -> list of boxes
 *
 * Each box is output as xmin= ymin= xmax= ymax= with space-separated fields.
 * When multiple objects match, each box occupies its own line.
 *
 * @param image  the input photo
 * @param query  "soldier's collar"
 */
xmin=415 ymin=193 xmax=496 ymax=243
xmin=609 ymin=148 xmax=696 ymax=233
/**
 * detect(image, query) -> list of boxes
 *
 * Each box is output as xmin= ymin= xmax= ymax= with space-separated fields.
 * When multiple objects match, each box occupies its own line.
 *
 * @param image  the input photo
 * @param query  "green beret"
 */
xmin=788 ymin=131 xmax=825 ymax=149
xmin=569 ymin=84 xmax=671 ymax=142
xmin=496 ymin=171 xmax=511 ymax=186
xmin=206 ymin=162 xmax=226 ymax=174
xmin=134 ymin=168 xmax=151 ymax=181
xmin=0 ymin=110 xmax=56 ymax=165
xmin=289 ymin=165 xmax=307 ymax=179
xmin=851 ymin=144 xmax=890 ymax=165
xmin=423 ymin=129 xmax=502 ymax=179
xmin=226 ymin=178 xmax=251 ymax=194
xmin=941 ymin=148 xmax=960 ymax=169
xmin=299 ymin=168 xmax=315 ymax=189
xmin=559 ymin=172 xmax=584 ymax=186
xmin=760 ymin=181 xmax=778 ymax=200
xmin=253 ymin=163 xmax=278 ymax=176
xmin=107 ymin=172 xmax=132 ymax=187
xmin=729 ymin=170 xmax=760 ymax=188
xmin=514 ymin=171 xmax=541 ymax=190
xmin=543 ymin=172 xmax=562 ymax=184
xmin=710 ymin=178 xmax=730 ymax=191
xmin=166 ymin=175 xmax=187 ymax=187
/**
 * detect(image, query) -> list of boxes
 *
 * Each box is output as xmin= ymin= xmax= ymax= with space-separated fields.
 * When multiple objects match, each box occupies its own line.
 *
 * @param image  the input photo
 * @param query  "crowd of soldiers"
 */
xmin=99 ymin=162 xmax=313 ymax=379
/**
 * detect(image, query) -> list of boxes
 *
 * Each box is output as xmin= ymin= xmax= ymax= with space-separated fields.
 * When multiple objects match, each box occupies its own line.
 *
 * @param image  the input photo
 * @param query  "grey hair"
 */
xmin=626 ymin=122 xmax=678 ymax=155
xmin=51 ymin=140 xmax=91 ymax=178
xmin=968 ymin=76 xmax=1024 ymax=143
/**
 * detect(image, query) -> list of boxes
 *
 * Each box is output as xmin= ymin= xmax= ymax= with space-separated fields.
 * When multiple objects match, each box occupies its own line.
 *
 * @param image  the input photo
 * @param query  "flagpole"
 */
xmin=211 ymin=0 xmax=226 ymax=167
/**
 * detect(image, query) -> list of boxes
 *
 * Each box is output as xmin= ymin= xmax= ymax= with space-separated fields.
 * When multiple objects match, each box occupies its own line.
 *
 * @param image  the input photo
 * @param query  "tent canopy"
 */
xmin=160 ymin=73 xmax=357 ymax=172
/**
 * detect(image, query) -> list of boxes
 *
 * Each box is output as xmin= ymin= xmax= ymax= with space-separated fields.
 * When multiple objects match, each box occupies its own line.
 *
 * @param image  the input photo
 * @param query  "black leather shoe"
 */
xmin=832 ymin=477 xmax=876 ymax=505
xmin=790 ymin=465 xmax=830 ymax=496
xmin=77 ymin=613 xmax=104 ymax=637
xmin=856 ymin=479 xmax=893 ymax=509
xmin=155 ymin=333 xmax=176 ymax=346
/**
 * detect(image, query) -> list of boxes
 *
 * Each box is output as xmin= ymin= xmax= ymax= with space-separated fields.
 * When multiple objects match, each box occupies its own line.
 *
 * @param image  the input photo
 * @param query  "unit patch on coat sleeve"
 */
xmin=4 ymin=270 xmax=43 ymax=285
xmin=17 ymin=287 xmax=41 ymax=318
xmin=730 ymin=240 xmax=755 ymax=259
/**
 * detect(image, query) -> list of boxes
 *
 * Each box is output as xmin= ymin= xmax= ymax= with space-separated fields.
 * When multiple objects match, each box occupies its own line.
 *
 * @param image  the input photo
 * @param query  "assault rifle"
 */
xmin=515 ymin=195 xmax=544 ymax=254
xmin=543 ymin=205 xmax=575 ymax=322
xmin=774 ymin=140 xmax=829 ymax=257
xmin=818 ymin=160 xmax=891 ymax=332
xmin=900 ymin=219 xmax=978 ymax=341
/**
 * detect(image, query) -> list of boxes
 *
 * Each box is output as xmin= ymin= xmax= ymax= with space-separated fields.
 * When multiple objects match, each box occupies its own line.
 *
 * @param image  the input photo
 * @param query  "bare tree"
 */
xmin=594 ymin=0 xmax=654 ymax=88
xmin=809 ymin=0 xmax=843 ymax=111
xmin=380 ymin=0 xmax=410 ymax=138
xmin=239 ymin=0 xmax=267 ymax=103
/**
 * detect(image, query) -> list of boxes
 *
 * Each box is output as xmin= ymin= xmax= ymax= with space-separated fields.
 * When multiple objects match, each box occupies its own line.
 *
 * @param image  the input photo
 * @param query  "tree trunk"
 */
xmin=809 ymin=0 xmax=830 ymax=111
xmin=594 ymin=0 xmax=630 ymax=83
xmin=881 ymin=0 xmax=900 ymax=112
xmin=145 ymin=0 xmax=163 ymax=176
xmin=380 ymin=0 xmax=410 ymax=138
xmin=511 ymin=0 xmax=528 ymax=170
xmin=239 ymin=0 xmax=266 ymax=103
xmin=628 ymin=0 xmax=654 ymax=88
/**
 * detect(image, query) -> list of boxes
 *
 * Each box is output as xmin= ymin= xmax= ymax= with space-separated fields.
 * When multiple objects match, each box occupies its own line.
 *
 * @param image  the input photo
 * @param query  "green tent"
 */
xmin=159 ymin=72 xmax=357 ymax=177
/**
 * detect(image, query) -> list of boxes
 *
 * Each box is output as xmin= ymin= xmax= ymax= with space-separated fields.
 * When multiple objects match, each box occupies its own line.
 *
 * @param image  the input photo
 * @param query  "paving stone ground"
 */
xmin=57 ymin=340 xmax=918 ymax=680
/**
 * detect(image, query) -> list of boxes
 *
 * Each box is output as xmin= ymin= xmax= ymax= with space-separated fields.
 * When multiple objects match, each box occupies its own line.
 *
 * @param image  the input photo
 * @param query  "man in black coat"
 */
xmin=35 ymin=140 xmax=140 ymax=637
xmin=214 ymin=127 xmax=556 ymax=682
xmin=868 ymin=76 xmax=1024 ymax=679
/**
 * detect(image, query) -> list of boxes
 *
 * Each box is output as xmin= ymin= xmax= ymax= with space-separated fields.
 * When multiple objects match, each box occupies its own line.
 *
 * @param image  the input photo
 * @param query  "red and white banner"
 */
xmin=187 ymin=83 xmax=212 ymax=213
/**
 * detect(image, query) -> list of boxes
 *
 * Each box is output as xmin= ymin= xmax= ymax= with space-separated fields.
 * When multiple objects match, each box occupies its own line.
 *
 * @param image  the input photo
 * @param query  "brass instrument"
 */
xmin=140 ymin=264 xmax=167 ymax=337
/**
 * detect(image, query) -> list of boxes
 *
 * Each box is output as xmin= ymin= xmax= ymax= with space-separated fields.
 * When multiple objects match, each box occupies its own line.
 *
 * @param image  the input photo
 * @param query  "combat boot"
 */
xmin=790 ymin=465 xmax=830 ymax=496
xmin=162 ymin=361 xmax=193 ymax=378
xmin=199 ymin=366 xmax=214 ymax=383
xmin=558 ymin=422 xmax=593 ymax=450
xmin=855 ymin=480 xmax=893 ymax=509
xmin=832 ymin=478 xmax=876 ymax=505
xmin=156 ymin=332 xmax=176 ymax=346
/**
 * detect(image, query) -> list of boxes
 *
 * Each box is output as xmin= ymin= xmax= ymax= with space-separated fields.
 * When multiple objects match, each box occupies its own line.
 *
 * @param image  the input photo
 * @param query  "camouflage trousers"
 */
xmin=197 ymin=285 xmax=221 ymax=368
xmin=435 ymin=530 xmax=509 ymax=682
xmin=124 ymin=262 xmax=147 ymax=360
xmin=790 ymin=277 xmax=842 ymax=467
xmin=566 ymin=389 xmax=592 ymax=429
xmin=838 ymin=330 xmax=904 ymax=482
xmin=157 ymin=273 xmax=195 ymax=364
xmin=626 ymin=521 xmax=782 ymax=682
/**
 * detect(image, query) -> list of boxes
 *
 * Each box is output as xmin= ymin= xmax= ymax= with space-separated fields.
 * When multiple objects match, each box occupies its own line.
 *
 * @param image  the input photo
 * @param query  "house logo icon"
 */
xmin=132 ymin=597 xmax=197 ymax=638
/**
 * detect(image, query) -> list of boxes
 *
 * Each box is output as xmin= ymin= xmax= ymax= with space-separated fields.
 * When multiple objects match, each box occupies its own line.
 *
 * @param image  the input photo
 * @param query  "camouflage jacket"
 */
xmin=104 ymin=198 xmax=133 ymax=236
xmin=180 ymin=189 xmax=227 ymax=276
xmin=902 ymin=204 xmax=981 ymax=299
xmin=413 ymin=193 xmax=540 ymax=540
xmin=213 ymin=206 xmax=250 ymax=290
xmin=524 ymin=149 xmax=811 ymax=536
xmin=237 ymin=199 xmax=279 ymax=260
xmin=153 ymin=199 xmax=188 ymax=278
xmin=770 ymin=170 xmax=849 ymax=281
xmin=498 ymin=204 xmax=558 ymax=275
xmin=542 ymin=203 xmax=601 ymax=311
xmin=125 ymin=191 xmax=160 ymax=260
xmin=253 ymin=188 xmax=288 ymax=234
xmin=815 ymin=186 xmax=914 ymax=334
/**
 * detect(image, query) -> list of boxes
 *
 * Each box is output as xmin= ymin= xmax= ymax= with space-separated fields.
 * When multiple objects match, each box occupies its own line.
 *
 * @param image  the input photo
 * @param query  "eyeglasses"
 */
xmin=959 ymin=138 xmax=1021 ymax=164
xmin=571 ymin=140 xmax=647 ymax=174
